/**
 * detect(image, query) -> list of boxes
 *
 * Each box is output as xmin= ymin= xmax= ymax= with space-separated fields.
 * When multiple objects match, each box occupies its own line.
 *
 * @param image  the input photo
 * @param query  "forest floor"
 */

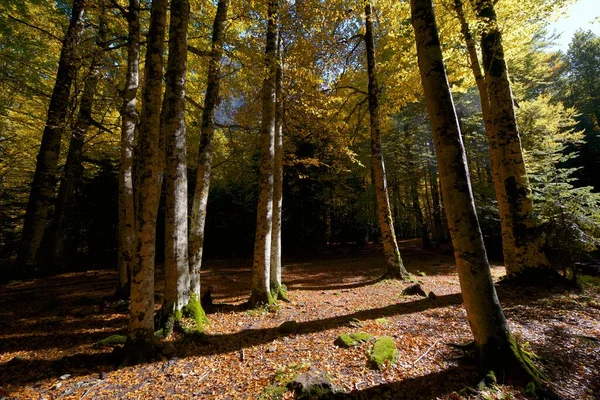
xmin=1 ymin=239 xmax=599 ymax=400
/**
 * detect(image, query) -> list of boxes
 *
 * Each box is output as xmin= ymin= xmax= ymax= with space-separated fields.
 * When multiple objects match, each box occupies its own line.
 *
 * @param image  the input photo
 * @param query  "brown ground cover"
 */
xmin=1 ymin=240 xmax=599 ymax=399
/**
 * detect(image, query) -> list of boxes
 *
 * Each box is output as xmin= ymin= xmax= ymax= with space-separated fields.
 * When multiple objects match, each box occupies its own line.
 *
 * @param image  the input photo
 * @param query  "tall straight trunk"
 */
xmin=189 ymin=0 xmax=229 ymax=300
xmin=161 ymin=0 xmax=190 ymax=330
xmin=49 ymin=7 xmax=108 ymax=268
xmin=126 ymin=0 xmax=168 ymax=360
xmin=473 ymin=0 xmax=549 ymax=274
xmin=250 ymin=0 xmax=279 ymax=307
xmin=270 ymin=33 xmax=285 ymax=299
xmin=427 ymin=140 xmax=444 ymax=242
xmin=17 ymin=0 xmax=86 ymax=271
xmin=117 ymin=0 xmax=140 ymax=299
xmin=453 ymin=0 xmax=514 ymax=267
xmin=411 ymin=0 xmax=541 ymax=380
xmin=364 ymin=1 xmax=409 ymax=279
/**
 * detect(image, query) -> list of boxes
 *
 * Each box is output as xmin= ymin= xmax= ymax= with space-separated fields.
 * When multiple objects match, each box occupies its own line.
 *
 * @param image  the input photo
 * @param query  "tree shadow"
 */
xmin=336 ymin=365 xmax=477 ymax=399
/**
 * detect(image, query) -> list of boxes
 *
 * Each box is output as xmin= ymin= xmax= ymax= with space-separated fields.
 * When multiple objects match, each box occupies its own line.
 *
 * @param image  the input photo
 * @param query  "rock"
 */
xmin=287 ymin=368 xmax=336 ymax=399
xmin=347 ymin=318 xmax=363 ymax=328
xmin=401 ymin=284 xmax=427 ymax=297
xmin=368 ymin=337 xmax=398 ymax=370
xmin=266 ymin=345 xmax=277 ymax=353
xmin=59 ymin=374 xmax=71 ymax=380
xmin=278 ymin=320 xmax=298 ymax=334
xmin=162 ymin=342 xmax=176 ymax=356
xmin=428 ymin=291 xmax=437 ymax=300
xmin=334 ymin=332 xmax=374 ymax=348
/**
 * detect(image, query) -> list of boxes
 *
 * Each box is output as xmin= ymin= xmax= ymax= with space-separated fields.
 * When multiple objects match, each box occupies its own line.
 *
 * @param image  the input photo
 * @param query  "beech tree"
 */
xmin=126 ymin=0 xmax=168 ymax=359
xmin=160 ymin=0 xmax=191 ymax=331
xmin=48 ymin=8 xmax=108 ymax=268
xmin=473 ymin=0 xmax=550 ymax=275
xmin=364 ymin=0 xmax=409 ymax=279
xmin=411 ymin=0 xmax=542 ymax=383
xmin=117 ymin=0 xmax=141 ymax=299
xmin=250 ymin=0 xmax=279 ymax=307
xmin=189 ymin=0 xmax=229 ymax=306
xmin=17 ymin=0 xmax=86 ymax=271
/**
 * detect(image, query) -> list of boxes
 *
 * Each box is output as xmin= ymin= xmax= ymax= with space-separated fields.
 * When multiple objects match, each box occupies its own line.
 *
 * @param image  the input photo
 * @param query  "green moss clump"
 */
xmin=334 ymin=332 xmax=374 ymax=348
xmin=257 ymin=384 xmax=287 ymax=400
xmin=93 ymin=334 xmax=127 ymax=349
xmin=368 ymin=336 xmax=398 ymax=370
xmin=183 ymin=294 xmax=208 ymax=332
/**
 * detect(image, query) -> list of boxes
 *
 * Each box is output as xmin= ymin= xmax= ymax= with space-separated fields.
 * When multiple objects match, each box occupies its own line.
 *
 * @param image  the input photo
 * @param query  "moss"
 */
xmin=375 ymin=318 xmax=390 ymax=325
xmin=257 ymin=384 xmax=287 ymax=400
xmin=183 ymin=294 xmax=208 ymax=332
xmin=334 ymin=332 xmax=374 ymax=348
xmin=271 ymin=284 xmax=291 ymax=302
xmin=368 ymin=336 xmax=397 ymax=370
xmin=93 ymin=334 xmax=127 ymax=349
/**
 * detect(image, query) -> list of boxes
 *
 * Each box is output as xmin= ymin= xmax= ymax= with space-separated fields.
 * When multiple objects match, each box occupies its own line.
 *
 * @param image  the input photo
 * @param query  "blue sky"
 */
xmin=547 ymin=0 xmax=600 ymax=51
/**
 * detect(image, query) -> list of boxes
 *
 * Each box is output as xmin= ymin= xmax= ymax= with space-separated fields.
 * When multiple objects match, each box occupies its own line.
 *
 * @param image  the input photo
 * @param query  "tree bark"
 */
xmin=473 ymin=0 xmax=550 ymax=274
xmin=250 ymin=0 xmax=279 ymax=307
xmin=189 ymin=0 xmax=229 ymax=301
xmin=453 ymin=0 xmax=515 ymax=268
xmin=270 ymin=33 xmax=286 ymax=299
xmin=48 ymin=7 xmax=108 ymax=269
xmin=117 ymin=0 xmax=141 ymax=300
xmin=126 ymin=0 xmax=168 ymax=360
xmin=161 ymin=0 xmax=190 ymax=331
xmin=364 ymin=1 xmax=409 ymax=279
xmin=410 ymin=0 xmax=542 ymax=381
xmin=17 ymin=0 xmax=86 ymax=271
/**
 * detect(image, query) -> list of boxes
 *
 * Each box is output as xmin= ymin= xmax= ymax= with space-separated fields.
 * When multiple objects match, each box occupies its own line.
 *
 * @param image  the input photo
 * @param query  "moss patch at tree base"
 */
xmin=92 ymin=334 xmax=127 ymax=349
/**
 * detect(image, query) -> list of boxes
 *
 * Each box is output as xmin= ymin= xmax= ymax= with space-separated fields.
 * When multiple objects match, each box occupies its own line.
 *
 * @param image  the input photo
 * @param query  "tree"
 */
xmin=189 ymin=0 xmax=229 ymax=307
xmin=250 ymin=0 xmax=279 ymax=307
xmin=17 ymin=0 xmax=86 ymax=271
xmin=270 ymin=33 xmax=287 ymax=299
xmin=160 ymin=0 xmax=191 ymax=332
xmin=117 ymin=0 xmax=141 ymax=299
xmin=364 ymin=0 xmax=409 ymax=279
xmin=47 ymin=5 xmax=108 ymax=269
xmin=473 ymin=0 xmax=550 ymax=275
xmin=126 ymin=0 xmax=168 ymax=360
xmin=411 ymin=0 xmax=542 ymax=383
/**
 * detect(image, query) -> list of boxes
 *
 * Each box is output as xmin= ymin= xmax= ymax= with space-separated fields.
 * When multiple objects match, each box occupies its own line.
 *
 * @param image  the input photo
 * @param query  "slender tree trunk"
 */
xmin=161 ymin=0 xmax=190 ymax=332
xmin=49 ymin=7 xmax=108 ymax=269
xmin=270 ymin=33 xmax=286 ymax=300
xmin=411 ymin=0 xmax=542 ymax=381
xmin=126 ymin=0 xmax=168 ymax=360
xmin=453 ymin=0 xmax=515 ymax=268
xmin=364 ymin=1 xmax=409 ymax=279
xmin=117 ymin=0 xmax=140 ymax=300
xmin=17 ymin=0 xmax=86 ymax=272
xmin=189 ymin=0 xmax=229 ymax=301
xmin=473 ymin=0 xmax=549 ymax=274
xmin=427 ymin=140 xmax=444 ymax=242
xmin=250 ymin=0 xmax=279 ymax=307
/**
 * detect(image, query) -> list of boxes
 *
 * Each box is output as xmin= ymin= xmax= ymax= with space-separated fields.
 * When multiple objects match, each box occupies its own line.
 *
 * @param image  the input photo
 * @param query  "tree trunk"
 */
xmin=270 ymin=33 xmax=286 ymax=300
xmin=189 ymin=0 xmax=229 ymax=301
xmin=250 ymin=0 xmax=279 ymax=307
xmin=161 ymin=0 xmax=190 ymax=332
xmin=117 ymin=0 xmax=141 ymax=300
xmin=411 ymin=0 xmax=542 ymax=382
xmin=17 ymin=0 xmax=86 ymax=272
xmin=473 ymin=0 xmax=550 ymax=274
xmin=427 ymin=140 xmax=444 ymax=242
xmin=48 ymin=7 xmax=108 ymax=269
xmin=364 ymin=1 xmax=409 ymax=279
xmin=453 ymin=0 xmax=515 ymax=268
xmin=126 ymin=0 xmax=168 ymax=361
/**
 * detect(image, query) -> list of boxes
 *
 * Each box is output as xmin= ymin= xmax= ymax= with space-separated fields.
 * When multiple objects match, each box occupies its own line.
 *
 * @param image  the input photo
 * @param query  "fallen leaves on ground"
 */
xmin=0 ymin=240 xmax=599 ymax=399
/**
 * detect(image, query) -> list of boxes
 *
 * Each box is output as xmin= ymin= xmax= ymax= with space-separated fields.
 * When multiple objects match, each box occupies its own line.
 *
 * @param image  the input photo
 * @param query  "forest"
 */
xmin=0 ymin=0 xmax=599 ymax=398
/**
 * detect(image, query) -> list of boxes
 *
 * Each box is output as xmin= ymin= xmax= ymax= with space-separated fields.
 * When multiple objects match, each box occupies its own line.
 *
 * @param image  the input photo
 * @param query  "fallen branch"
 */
xmin=413 ymin=340 xmax=439 ymax=365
